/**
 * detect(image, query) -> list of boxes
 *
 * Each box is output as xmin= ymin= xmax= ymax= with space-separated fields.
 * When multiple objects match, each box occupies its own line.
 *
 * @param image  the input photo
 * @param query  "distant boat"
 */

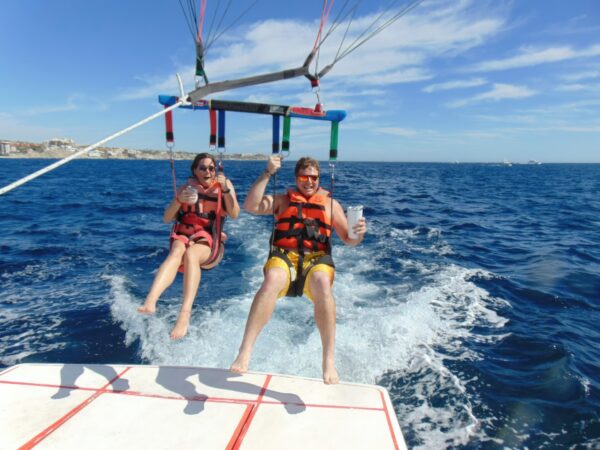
xmin=502 ymin=159 xmax=512 ymax=167
xmin=527 ymin=160 xmax=542 ymax=165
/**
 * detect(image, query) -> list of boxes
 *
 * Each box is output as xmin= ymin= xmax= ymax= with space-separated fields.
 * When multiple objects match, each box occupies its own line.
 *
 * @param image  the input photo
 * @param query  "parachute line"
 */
xmin=181 ymin=0 xmax=423 ymax=101
xmin=197 ymin=0 xmax=208 ymax=42
xmin=204 ymin=0 xmax=259 ymax=55
xmin=317 ymin=0 xmax=359 ymax=51
xmin=332 ymin=0 xmax=424 ymax=65
xmin=204 ymin=0 xmax=233 ymax=53
xmin=313 ymin=0 xmax=336 ymax=52
xmin=178 ymin=0 xmax=200 ymax=42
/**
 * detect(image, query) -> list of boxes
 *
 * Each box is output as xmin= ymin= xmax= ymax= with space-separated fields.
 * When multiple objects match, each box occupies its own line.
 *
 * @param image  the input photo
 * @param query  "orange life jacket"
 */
xmin=171 ymin=178 xmax=226 ymax=270
xmin=272 ymin=188 xmax=332 ymax=253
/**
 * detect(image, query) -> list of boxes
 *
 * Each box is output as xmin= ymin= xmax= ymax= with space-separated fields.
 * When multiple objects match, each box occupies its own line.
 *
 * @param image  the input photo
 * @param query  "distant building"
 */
xmin=44 ymin=138 xmax=76 ymax=151
xmin=0 ymin=142 xmax=14 ymax=155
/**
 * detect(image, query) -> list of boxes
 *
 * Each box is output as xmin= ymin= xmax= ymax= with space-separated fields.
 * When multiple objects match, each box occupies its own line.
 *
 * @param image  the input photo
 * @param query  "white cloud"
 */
xmin=558 ymin=124 xmax=600 ymax=132
xmin=467 ymin=44 xmax=600 ymax=72
xmin=447 ymin=83 xmax=536 ymax=108
xmin=555 ymin=83 xmax=587 ymax=92
xmin=19 ymin=94 xmax=106 ymax=116
xmin=0 ymin=113 xmax=60 ymax=140
xmin=461 ymin=131 xmax=501 ymax=139
xmin=119 ymin=1 xmax=506 ymax=101
xmin=374 ymin=126 xmax=418 ymax=137
xmin=560 ymin=70 xmax=600 ymax=82
xmin=423 ymin=77 xmax=487 ymax=93
xmin=359 ymin=68 xmax=433 ymax=85
xmin=18 ymin=94 xmax=108 ymax=116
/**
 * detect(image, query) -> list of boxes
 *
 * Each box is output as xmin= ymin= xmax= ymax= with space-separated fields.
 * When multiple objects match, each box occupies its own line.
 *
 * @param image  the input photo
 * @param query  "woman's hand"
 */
xmin=178 ymin=185 xmax=198 ymax=204
xmin=216 ymin=173 xmax=228 ymax=190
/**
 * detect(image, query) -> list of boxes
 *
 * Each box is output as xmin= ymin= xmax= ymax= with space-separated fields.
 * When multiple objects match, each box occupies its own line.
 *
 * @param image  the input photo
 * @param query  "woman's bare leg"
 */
xmin=170 ymin=243 xmax=211 ymax=339
xmin=138 ymin=241 xmax=186 ymax=314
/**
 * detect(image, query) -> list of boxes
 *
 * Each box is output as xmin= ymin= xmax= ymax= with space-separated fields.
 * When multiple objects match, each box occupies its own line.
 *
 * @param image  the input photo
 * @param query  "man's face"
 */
xmin=295 ymin=166 xmax=320 ymax=197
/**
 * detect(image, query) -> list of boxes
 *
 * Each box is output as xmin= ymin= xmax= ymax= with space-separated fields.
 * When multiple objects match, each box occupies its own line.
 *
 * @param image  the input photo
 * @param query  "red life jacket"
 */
xmin=272 ymin=188 xmax=332 ymax=253
xmin=171 ymin=178 xmax=226 ymax=270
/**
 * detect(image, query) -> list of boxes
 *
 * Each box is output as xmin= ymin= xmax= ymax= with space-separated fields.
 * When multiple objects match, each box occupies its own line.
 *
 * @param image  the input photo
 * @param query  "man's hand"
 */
xmin=267 ymin=155 xmax=281 ymax=175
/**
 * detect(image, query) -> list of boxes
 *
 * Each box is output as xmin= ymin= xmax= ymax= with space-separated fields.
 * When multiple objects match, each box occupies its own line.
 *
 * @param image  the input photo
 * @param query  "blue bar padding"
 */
xmin=218 ymin=110 xmax=226 ymax=148
xmin=272 ymin=116 xmax=280 ymax=153
xmin=159 ymin=95 xmax=179 ymax=106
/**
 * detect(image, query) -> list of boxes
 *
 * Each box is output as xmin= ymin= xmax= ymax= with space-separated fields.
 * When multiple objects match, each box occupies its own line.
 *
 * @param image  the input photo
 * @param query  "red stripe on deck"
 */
xmin=260 ymin=399 xmax=384 ymax=412
xmin=1 ymin=378 xmax=390 ymax=413
xmin=229 ymin=374 xmax=272 ymax=450
xmin=0 ymin=365 xmax=20 ymax=377
xmin=380 ymin=390 xmax=400 ymax=450
xmin=18 ymin=366 xmax=132 ymax=449
xmin=225 ymin=404 xmax=253 ymax=450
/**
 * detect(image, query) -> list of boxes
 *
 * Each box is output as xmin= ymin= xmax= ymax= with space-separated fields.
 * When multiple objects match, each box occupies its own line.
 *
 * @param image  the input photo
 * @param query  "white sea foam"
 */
xmin=108 ymin=216 xmax=510 ymax=448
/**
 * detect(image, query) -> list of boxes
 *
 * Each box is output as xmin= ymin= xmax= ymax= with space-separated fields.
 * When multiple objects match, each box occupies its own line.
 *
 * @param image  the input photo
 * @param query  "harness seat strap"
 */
xmin=164 ymin=107 xmax=174 ymax=143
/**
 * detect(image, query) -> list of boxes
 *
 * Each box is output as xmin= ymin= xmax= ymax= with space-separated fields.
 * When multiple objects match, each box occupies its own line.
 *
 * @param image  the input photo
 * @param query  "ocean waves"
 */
xmin=1 ymin=159 xmax=599 ymax=448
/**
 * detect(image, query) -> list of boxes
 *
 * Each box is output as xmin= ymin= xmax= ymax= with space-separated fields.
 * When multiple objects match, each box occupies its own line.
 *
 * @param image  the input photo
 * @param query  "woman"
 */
xmin=138 ymin=153 xmax=240 ymax=339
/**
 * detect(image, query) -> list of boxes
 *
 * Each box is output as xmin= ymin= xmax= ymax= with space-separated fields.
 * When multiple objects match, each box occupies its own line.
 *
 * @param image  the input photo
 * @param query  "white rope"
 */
xmin=0 ymin=101 xmax=184 ymax=196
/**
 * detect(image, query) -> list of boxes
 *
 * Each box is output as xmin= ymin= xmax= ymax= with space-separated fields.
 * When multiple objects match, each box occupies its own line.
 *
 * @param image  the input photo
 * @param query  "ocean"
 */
xmin=1 ymin=158 xmax=599 ymax=449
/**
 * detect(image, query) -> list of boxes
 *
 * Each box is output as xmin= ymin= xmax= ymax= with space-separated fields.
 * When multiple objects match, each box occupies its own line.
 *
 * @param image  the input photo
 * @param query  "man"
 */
xmin=230 ymin=155 xmax=367 ymax=384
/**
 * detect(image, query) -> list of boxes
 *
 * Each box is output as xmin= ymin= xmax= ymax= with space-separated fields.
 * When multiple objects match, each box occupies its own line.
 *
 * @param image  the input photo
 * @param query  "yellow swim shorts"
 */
xmin=263 ymin=250 xmax=335 ymax=301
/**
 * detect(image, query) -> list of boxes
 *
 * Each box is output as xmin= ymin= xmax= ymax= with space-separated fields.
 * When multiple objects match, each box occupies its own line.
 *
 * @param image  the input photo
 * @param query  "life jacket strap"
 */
xmin=268 ymin=248 xmax=335 ymax=298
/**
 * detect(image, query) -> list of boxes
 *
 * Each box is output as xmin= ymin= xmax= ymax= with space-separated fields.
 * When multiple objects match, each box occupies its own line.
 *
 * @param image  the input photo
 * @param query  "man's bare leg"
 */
xmin=230 ymin=268 xmax=287 ymax=373
xmin=310 ymin=271 xmax=339 ymax=384
xmin=170 ymin=244 xmax=210 ymax=339
xmin=138 ymin=242 xmax=186 ymax=314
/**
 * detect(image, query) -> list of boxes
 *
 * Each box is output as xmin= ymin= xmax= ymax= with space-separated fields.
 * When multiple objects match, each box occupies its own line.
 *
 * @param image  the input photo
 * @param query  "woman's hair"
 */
xmin=294 ymin=157 xmax=320 ymax=176
xmin=191 ymin=153 xmax=216 ymax=176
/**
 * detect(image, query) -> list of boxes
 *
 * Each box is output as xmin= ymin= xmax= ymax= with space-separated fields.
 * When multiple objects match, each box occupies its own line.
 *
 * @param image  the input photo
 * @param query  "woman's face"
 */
xmin=193 ymin=157 xmax=216 ymax=186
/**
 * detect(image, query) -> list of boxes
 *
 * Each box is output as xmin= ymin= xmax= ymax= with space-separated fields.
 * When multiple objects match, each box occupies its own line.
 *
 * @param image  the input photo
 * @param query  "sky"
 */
xmin=1 ymin=0 xmax=599 ymax=162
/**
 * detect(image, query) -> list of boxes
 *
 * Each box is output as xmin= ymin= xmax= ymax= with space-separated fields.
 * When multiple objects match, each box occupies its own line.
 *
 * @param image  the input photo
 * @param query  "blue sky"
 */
xmin=1 ymin=0 xmax=599 ymax=162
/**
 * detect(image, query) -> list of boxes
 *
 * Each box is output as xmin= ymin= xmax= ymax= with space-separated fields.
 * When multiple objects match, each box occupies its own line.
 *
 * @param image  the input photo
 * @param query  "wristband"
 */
xmin=264 ymin=169 xmax=273 ymax=177
xmin=222 ymin=188 xmax=231 ymax=194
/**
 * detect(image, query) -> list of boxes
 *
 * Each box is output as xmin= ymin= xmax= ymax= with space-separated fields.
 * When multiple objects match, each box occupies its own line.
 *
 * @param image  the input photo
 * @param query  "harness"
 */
xmin=171 ymin=179 xmax=226 ymax=271
xmin=270 ymin=188 xmax=335 ymax=297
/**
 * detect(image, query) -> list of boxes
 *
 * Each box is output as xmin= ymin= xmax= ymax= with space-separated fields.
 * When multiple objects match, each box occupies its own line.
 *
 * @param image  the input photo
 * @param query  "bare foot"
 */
xmin=170 ymin=311 xmax=192 ymax=340
xmin=230 ymin=352 xmax=250 ymax=374
xmin=323 ymin=359 xmax=339 ymax=385
xmin=137 ymin=304 xmax=156 ymax=314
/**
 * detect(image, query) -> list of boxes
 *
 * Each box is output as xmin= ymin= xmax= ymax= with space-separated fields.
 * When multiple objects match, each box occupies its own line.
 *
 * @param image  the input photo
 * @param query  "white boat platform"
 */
xmin=0 ymin=363 xmax=406 ymax=449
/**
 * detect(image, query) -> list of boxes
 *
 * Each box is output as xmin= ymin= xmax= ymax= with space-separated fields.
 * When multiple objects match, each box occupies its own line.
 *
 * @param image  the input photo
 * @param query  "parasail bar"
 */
xmin=158 ymin=95 xmax=346 ymax=122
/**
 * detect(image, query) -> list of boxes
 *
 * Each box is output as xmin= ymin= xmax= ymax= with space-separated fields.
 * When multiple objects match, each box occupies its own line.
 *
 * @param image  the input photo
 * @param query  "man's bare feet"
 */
xmin=170 ymin=310 xmax=192 ymax=340
xmin=230 ymin=352 xmax=251 ymax=374
xmin=323 ymin=358 xmax=339 ymax=385
xmin=137 ymin=304 xmax=156 ymax=314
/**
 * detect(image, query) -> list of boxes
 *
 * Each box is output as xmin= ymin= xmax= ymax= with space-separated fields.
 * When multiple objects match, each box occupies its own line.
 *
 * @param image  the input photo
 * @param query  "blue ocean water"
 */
xmin=1 ymin=158 xmax=599 ymax=449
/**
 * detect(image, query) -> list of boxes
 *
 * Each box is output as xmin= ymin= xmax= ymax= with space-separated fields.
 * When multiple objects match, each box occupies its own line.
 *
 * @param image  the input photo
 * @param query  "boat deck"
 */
xmin=0 ymin=363 xmax=406 ymax=449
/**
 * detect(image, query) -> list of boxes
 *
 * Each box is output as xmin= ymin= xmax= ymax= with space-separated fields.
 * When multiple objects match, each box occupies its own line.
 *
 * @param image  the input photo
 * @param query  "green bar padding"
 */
xmin=329 ymin=121 xmax=339 ymax=161
xmin=282 ymin=116 xmax=291 ymax=151
xmin=196 ymin=57 xmax=205 ymax=77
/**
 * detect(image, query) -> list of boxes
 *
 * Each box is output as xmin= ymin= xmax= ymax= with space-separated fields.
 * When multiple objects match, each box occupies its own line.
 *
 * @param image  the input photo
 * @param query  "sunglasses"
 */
xmin=197 ymin=165 xmax=215 ymax=172
xmin=297 ymin=174 xmax=319 ymax=182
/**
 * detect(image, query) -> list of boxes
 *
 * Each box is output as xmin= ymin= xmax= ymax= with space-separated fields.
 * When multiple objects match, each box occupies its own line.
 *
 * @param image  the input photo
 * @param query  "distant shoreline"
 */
xmin=0 ymin=139 xmax=267 ymax=161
